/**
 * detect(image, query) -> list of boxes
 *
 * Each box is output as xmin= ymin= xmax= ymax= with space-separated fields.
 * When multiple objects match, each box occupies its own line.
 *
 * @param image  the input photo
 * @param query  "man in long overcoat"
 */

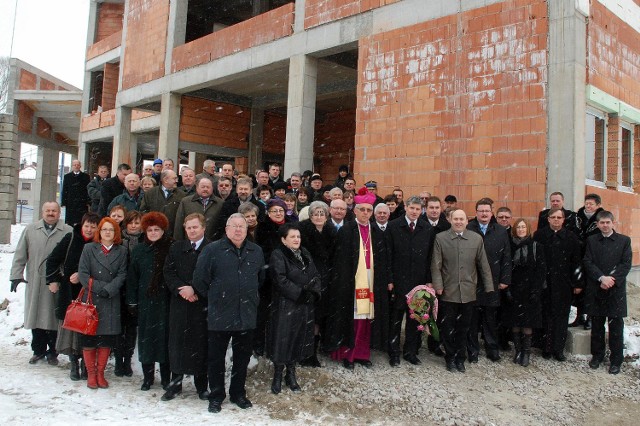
xmin=10 ymin=202 xmax=72 ymax=365
xmin=583 ymin=210 xmax=632 ymax=374
xmin=61 ymin=160 xmax=90 ymax=225
xmin=173 ymin=177 xmax=223 ymax=241
xmin=140 ymin=170 xmax=186 ymax=238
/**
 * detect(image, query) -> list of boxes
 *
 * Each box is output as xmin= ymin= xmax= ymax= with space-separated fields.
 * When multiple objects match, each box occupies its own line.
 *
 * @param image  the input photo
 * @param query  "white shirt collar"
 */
xmin=191 ymin=236 xmax=205 ymax=250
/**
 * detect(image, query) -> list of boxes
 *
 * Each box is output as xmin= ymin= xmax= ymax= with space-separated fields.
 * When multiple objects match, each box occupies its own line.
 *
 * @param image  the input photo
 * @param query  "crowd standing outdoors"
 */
xmin=10 ymin=159 xmax=633 ymax=414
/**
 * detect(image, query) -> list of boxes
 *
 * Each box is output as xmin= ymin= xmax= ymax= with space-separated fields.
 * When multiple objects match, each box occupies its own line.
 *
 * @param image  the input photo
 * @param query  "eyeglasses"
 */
xmin=227 ymin=225 xmax=247 ymax=229
xmin=476 ymin=210 xmax=492 ymax=213
xmin=358 ymin=207 xmax=373 ymax=212
xmin=497 ymin=215 xmax=511 ymax=219
xmin=268 ymin=209 xmax=285 ymax=214
xmin=312 ymin=212 xmax=326 ymax=217
xmin=331 ymin=207 xmax=346 ymax=211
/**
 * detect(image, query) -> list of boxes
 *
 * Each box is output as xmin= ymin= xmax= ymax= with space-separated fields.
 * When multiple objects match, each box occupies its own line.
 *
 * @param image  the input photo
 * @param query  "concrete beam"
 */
xmin=85 ymin=47 xmax=121 ymax=72
xmin=547 ymin=0 xmax=588 ymax=210
xmin=157 ymin=93 xmax=181 ymax=160
xmin=179 ymin=141 xmax=248 ymax=158
xmin=131 ymin=113 xmax=161 ymax=133
xmin=79 ymin=126 xmax=115 ymax=143
xmin=13 ymin=90 xmax=83 ymax=102
xmin=17 ymin=131 xmax=78 ymax=155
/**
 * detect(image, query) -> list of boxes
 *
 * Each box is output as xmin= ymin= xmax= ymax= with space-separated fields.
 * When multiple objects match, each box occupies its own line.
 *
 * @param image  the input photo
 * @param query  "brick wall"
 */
xmin=87 ymin=31 xmax=122 ymax=60
xmin=121 ymin=0 xmax=169 ymax=90
xmin=172 ymin=3 xmax=294 ymax=72
xmin=355 ymin=0 xmax=548 ymax=219
xmin=305 ymin=0 xmax=400 ymax=29
xmin=263 ymin=112 xmax=286 ymax=155
xmin=179 ymin=97 xmax=249 ymax=150
xmin=96 ymin=2 xmax=124 ymax=42
xmin=102 ymin=63 xmax=120 ymax=111
xmin=36 ymin=118 xmax=52 ymax=139
xmin=17 ymin=102 xmax=33 ymax=133
xmin=39 ymin=79 xmax=55 ymax=90
xmin=314 ymin=110 xmax=356 ymax=180
xmin=19 ymin=70 xmax=36 ymax=90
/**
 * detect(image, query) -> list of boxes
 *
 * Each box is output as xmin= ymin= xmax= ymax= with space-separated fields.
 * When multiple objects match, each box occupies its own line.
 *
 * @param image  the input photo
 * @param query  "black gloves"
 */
xmin=297 ymin=290 xmax=314 ymax=304
xmin=10 ymin=279 xmax=26 ymax=292
xmin=98 ymin=289 xmax=110 ymax=298
xmin=127 ymin=305 xmax=138 ymax=317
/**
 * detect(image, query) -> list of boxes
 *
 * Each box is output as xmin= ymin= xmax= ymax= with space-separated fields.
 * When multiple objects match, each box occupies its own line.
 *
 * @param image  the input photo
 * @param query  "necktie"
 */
xmin=202 ymin=198 xmax=208 ymax=209
xmin=481 ymin=225 xmax=487 ymax=235
xmin=410 ymin=222 xmax=415 ymax=232
xmin=164 ymin=189 xmax=170 ymax=199
xmin=380 ymin=225 xmax=386 ymax=231
xmin=191 ymin=242 xmax=196 ymax=250
xmin=335 ymin=223 xmax=341 ymax=230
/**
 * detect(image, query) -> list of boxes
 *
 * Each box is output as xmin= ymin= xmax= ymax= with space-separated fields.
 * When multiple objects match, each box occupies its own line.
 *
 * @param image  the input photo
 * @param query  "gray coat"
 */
xmin=173 ymin=194 xmax=224 ymax=241
xmin=11 ymin=219 xmax=72 ymax=330
xmin=140 ymin=186 xmax=186 ymax=238
xmin=77 ymin=243 xmax=128 ymax=335
xmin=431 ymin=229 xmax=494 ymax=303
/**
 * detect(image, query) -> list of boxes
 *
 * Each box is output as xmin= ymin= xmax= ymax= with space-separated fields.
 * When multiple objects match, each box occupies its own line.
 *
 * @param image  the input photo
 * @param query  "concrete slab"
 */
xmin=566 ymin=328 xmax=591 ymax=355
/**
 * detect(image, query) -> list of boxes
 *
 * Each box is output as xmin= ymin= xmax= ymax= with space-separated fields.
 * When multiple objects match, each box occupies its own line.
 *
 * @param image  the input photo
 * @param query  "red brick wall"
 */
xmin=87 ymin=31 xmax=122 ymax=60
xmin=172 ymin=3 xmax=294 ymax=72
xmin=17 ymin=102 xmax=33 ymax=133
xmin=305 ymin=0 xmax=400 ymax=29
xmin=179 ymin=97 xmax=249 ymax=150
xmin=40 ymin=79 xmax=55 ymax=90
xmin=19 ymin=70 xmax=36 ymax=89
xmin=314 ymin=110 xmax=356 ymax=179
xmin=355 ymin=0 xmax=548 ymax=219
xmin=588 ymin=2 xmax=640 ymax=109
xmin=101 ymin=63 xmax=120 ymax=111
xmin=121 ymin=0 xmax=169 ymax=90
xmin=263 ymin=112 xmax=286 ymax=155
xmin=36 ymin=118 xmax=52 ymax=139
xmin=96 ymin=2 xmax=124 ymax=42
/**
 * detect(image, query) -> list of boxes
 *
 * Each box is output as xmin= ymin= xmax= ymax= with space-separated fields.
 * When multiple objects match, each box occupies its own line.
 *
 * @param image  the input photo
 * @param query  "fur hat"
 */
xmin=141 ymin=211 xmax=169 ymax=231
xmin=354 ymin=186 xmax=376 ymax=205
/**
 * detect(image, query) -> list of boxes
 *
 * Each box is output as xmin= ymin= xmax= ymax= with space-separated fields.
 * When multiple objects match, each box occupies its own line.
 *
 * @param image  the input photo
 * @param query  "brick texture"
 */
xmin=172 ymin=3 xmax=294 ymax=72
xmin=314 ymin=110 xmax=356 ymax=179
xmin=263 ymin=112 xmax=286 ymax=155
xmin=40 ymin=79 xmax=56 ymax=91
xmin=17 ymin=102 xmax=34 ymax=133
xmin=305 ymin=0 xmax=400 ymax=29
xmin=179 ymin=97 xmax=250 ymax=150
xmin=19 ymin=70 xmax=36 ymax=90
xmin=96 ymin=2 xmax=124 ymax=42
xmin=355 ymin=0 xmax=548 ymax=220
xmin=101 ymin=63 xmax=120 ymax=111
xmin=36 ymin=118 xmax=52 ymax=139
xmin=87 ymin=31 xmax=122 ymax=60
xmin=121 ymin=0 xmax=169 ymax=90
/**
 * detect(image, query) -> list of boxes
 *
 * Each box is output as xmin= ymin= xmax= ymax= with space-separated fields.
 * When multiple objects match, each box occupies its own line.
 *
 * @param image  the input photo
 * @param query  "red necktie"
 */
xmin=409 ymin=222 xmax=415 ymax=232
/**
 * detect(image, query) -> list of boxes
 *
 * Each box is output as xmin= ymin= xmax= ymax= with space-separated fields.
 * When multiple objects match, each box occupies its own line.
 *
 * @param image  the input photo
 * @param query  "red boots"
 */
xmin=82 ymin=347 xmax=111 ymax=389
xmin=96 ymin=347 xmax=111 ymax=388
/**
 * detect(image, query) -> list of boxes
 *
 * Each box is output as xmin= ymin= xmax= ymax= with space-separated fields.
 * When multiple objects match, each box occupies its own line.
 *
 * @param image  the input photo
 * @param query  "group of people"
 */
xmin=10 ymin=158 xmax=632 ymax=414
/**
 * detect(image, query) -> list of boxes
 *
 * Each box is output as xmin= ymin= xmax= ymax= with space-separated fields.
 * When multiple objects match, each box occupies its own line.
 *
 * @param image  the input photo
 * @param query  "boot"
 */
xmin=271 ymin=364 xmax=284 ymax=394
xmin=284 ymin=364 xmax=301 ymax=392
xmin=96 ymin=347 xmax=111 ymax=388
xmin=69 ymin=354 xmax=80 ymax=381
xmin=83 ymin=349 xmax=98 ymax=389
xmin=512 ymin=332 xmax=522 ymax=364
xmin=160 ymin=363 xmax=171 ymax=390
xmin=141 ymin=363 xmax=154 ymax=391
xmin=80 ymin=357 xmax=88 ymax=380
xmin=569 ymin=313 xmax=586 ymax=327
xmin=521 ymin=334 xmax=532 ymax=367
xmin=123 ymin=356 xmax=133 ymax=377
xmin=113 ymin=350 xmax=125 ymax=377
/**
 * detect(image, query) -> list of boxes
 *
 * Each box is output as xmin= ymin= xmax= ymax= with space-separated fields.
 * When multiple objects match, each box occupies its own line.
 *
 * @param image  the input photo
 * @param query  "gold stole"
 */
xmin=354 ymin=226 xmax=374 ymax=317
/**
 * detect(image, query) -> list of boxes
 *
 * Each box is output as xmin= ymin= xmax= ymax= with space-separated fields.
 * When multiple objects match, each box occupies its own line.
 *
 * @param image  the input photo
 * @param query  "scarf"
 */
xmin=145 ymin=234 xmax=173 ymax=296
xmin=511 ymin=236 xmax=534 ymax=267
xmin=354 ymin=223 xmax=374 ymax=317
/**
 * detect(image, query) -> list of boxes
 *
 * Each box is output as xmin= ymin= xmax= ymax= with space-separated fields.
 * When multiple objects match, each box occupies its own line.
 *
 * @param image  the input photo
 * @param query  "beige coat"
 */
xmin=11 ymin=220 xmax=72 ymax=330
xmin=431 ymin=229 xmax=494 ymax=303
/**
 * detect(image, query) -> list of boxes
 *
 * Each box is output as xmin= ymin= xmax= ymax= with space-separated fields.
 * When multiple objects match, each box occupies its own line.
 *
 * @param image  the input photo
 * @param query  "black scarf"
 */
xmin=144 ymin=234 xmax=173 ymax=296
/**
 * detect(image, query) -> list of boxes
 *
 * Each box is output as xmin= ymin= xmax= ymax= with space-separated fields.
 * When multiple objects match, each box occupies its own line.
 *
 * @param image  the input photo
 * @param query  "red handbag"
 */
xmin=62 ymin=278 xmax=99 ymax=335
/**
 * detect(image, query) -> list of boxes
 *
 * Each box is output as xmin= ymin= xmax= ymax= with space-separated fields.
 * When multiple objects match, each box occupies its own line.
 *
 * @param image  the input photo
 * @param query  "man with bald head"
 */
xmin=140 ymin=170 xmax=186 ymax=237
xmin=431 ymin=209 xmax=493 ymax=373
xmin=108 ymin=173 xmax=143 ymax=212
xmin=330 ymin=199 xmax=348 ymax=229
xmin=174 ymin=177 xmax=224 ymax=241
xmin=61 ymin=159 xmax=90 ymax=225
xmin=179 ymin=167 xmax=197 ymax=196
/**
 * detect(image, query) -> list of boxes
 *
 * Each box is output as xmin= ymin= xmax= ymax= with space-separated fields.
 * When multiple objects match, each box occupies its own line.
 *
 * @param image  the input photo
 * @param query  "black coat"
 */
xmin=385 ymin=217 xmax=434 ymax=310
xmin=537 ymin=207 xmax=579 ymax=235
xmin=45 ymin=225 xmax=93 ymax=320
xmin=215 ymin=194 xmax=265 ymax=239
xmin=583 ymin=231 xmax=632 ymax=318
xmin=467 ymin=220 xmax=512 ymax=306
xmin=507 ymin=237 xmax=546 ymax=328
xmin=87 ymin=176 xmax=106 ymax=213
xmin=98 ymin=176 xmax=125 ymax=217
xmin=299 ymin=219 xmax=337 ymax=320
xmin=61 ymin=172 xmax=90 ymax=225
xmin=323 ymin=221 xmax=389 ymax=352
xmin=164 ymin=238 xmax=211 ymax=375
xmin=267 ymin=245 xmax=321 ymax=364
xmin=576 ymin=207 xmax=605 ymax=241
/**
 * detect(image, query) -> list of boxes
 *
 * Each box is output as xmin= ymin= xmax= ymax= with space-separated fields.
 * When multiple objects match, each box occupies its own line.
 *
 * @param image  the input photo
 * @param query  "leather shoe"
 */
xmin=608 ymin=365 xmax=620 ymax=375
xmin=468 ymin=355 xmax=478 ymax=363
xmin=389 ymin=356 xmax=400 ymax=367
xmin=487 ymin=353 xmax=501 ymax=362
xmin=589 ymin=358 xmax=602 ymax=369
xmin=29 ymin=354 xmax=45 ymax=364
xmin=342 ymin=359 xmax=354 ymax=370
xmin=208 ymin=400 xmax=222 ymax=413
xmin=230 ymin=396 xmax=252 ymax=409
xmin=198 ymin=390 xmax=210 ymax=401
xmin=432 ymin=347 xmax=445 ymax=357
xmin=403 ymin=354 xmax=422 ymax=365
xmin=455 ymin=361 xmax=466 ymax=373
xmin=553 ymin=352 xmax=567 ymax=362
xmin=446 ymin=361 xmax=457 ymax=372
xmin=542 ymin=351 xmax=552 ymax=360
xmin=161 ymin=385 xmax=182 ymax=401
xmin=46 ymin=353 xmax=59 ymax=366
xmin=583 ymin=318 xmax=592 ymax=330
xmin=355 ymin=359 xmax=373 ymax=368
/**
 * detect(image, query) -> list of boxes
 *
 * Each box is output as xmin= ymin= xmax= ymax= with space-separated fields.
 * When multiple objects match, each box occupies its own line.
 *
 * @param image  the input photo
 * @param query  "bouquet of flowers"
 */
xmin=406 ymin=285 xmax=439 ymax=341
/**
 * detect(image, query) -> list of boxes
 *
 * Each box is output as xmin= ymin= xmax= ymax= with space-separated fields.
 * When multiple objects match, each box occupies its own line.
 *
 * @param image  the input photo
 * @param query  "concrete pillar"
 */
xmin=112 ymin=107 xmax=137 ymax=169
xmin=188 ymin=151 xmax=197 ymax=170
xmin=248 ymin=108 xmax=264 ymax=174
xmin=547 ymin=1 xmax=588 ymax=210
xmin=79 ymin=0 xmax=99 ymax=165
xmin=158 ymin=93 xmax=181 ymax=161
xmin=294 ymin=0 xmax=306 ymax=32
xmin=0 ymin=115 xmax=19 ymax=242
xmin=284 ymin=55 xmax=317 ymax=176
xmin=33 ymin=146 xmax=59 ymax=220
xmin=165 ymin=0 xmax=188 ymax=75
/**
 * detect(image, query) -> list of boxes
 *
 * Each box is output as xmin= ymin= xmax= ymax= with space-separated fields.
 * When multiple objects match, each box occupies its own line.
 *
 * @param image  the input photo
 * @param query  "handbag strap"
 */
xmin=75 ymin=277 xmax=94 ymax=305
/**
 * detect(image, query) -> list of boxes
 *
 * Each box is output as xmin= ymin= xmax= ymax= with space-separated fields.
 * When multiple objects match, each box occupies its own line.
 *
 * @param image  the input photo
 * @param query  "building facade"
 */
xmin=77 ymin=0 xmax=640 ymax=262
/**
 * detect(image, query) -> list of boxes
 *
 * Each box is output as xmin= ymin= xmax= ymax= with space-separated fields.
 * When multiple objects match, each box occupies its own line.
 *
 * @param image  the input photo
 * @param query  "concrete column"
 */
xmin=80 ymin=0 xmax=98 ymax=166
xmin=248 ymin=107 xmax=264 ymax=174
xmin=165 ymin=0 xmax=188 ymax=75
xmin=33 ymin=146 xmax=59 ymax=220
xmin=547 ymin=1 xmax=588 ymax=210
xmin=284 ymin=55 xmax=317 ymax=176
xmin=294 ymin=0 xmax=306 ymax=32
xmin=0 ymin=115 xmax=19 ymax=242
xmin=112 ymin=107 xmax=137 ymax=169
xmin=188 ymin=151 xmax=197 ymax=170
xmin=158 ymin=92 xmax=181 ymax=161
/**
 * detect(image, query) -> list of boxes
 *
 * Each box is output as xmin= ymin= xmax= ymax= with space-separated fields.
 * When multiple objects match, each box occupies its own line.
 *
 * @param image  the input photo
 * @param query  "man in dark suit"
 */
xmin=537 ymin=191 xmax=578 ymax=233
xmin=61 ymin=160 xmax=91 ymax=225
xmin=373 ymin=203 xmax=390 ymax=232
xmin=173 ymin=177 xmax=224 ymax=241
xmin=386 ymin=196 xmax=434 ymax=366
xmin=466 ymin=198 xmax=512 ymax=362
xmin=583 ymin=211 xmax=632 ymax=374
xmin=216 ymin=177 xmax=264 ymax=238
xmin=98 ymin=163 xmax=131 ymax=217
xmin=140 ymin=170 xmax=186 ymax=238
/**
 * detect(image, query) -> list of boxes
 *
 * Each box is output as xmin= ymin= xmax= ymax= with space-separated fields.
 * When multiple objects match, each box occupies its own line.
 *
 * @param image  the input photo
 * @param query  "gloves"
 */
xmin=297 ymin=290 xmax=314 ymax=304
xmin=98 ymin=289 xmax=110 ymax=298
xmin=127 ymin=305 xmax=138 ymax=317
xmin=10 ymin=279 xmax=26 ymax=293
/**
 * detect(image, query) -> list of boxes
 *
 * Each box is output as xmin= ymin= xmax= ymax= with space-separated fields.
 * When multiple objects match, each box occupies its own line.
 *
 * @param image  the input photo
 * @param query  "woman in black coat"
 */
xmin=46 ymin=212 xmax=100 ymax=381
xmin=162 ymin=213 xmax=211 ymax=402
xmin=268 ymin=223 xmax=321 ymax=395
xmin=298 ymin=201 xmax=336 ymax=367
xmin=508 ymin=219 xmax=546 ymax=367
